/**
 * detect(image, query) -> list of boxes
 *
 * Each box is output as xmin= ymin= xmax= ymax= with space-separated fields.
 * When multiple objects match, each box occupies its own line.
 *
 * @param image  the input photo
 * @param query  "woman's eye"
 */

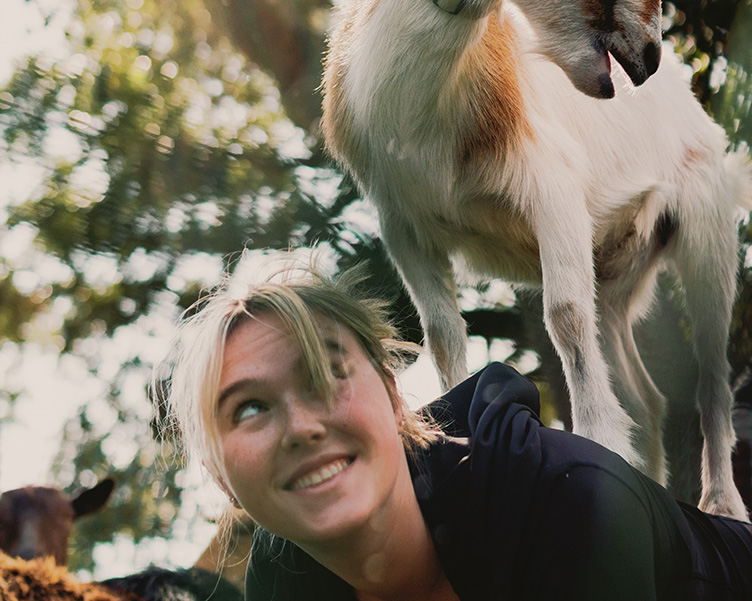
xmin=234 ymin=400 xmax=267 ymax=423
xmin=331 ymin=361 xmax=349 ymax=379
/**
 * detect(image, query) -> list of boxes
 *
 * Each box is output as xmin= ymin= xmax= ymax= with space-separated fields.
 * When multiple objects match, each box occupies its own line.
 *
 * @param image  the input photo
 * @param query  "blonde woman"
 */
xmin=163 ymin=251 xmax=752 ymax=601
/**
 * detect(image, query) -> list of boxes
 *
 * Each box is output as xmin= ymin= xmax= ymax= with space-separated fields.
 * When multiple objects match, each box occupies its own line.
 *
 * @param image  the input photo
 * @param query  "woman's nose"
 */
xmin=280 ymin=396 xmax=327 ymax=449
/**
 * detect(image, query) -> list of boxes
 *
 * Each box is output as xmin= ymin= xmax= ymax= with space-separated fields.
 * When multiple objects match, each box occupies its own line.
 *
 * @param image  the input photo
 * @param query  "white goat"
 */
xmin=321 ymin=0 xmax=752 ymax=520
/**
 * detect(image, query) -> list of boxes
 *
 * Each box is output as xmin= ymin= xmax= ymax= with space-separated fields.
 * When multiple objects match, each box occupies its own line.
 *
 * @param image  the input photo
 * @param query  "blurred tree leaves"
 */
xmin=664 ymin=0 xmax=742 ymax=103
xmin=0 ymin=0 xmax=398 ymax=574
xmin=713 ymin=0 xmax=752 ymax=382
xmin=712 ymin=0 xmax=752 ymax=150
xmin=0 ymin=0 xmax=750 ymax=576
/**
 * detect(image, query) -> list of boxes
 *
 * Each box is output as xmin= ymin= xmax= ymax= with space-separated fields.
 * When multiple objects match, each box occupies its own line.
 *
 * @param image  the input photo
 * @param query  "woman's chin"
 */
xmin=284 ymin=497 xmax=381 ymax=546
xmin=277 ymin=485 xmax=389 ymax=546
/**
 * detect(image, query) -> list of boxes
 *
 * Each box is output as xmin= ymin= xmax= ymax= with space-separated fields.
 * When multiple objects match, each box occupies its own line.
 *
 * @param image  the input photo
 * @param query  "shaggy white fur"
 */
xmin=322 ymin=0 xmax=751 ymax=520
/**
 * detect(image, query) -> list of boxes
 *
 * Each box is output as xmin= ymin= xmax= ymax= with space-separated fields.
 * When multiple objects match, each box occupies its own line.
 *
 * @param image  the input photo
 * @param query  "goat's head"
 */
xmin=0 ymin=478 xmax=114 ymax=565
xmin=513 ymin=0 xmax=662 ymax=98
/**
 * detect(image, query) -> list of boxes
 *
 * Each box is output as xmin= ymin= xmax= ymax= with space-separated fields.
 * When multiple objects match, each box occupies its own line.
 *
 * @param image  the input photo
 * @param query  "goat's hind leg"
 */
xmin=596 ymin=202 xmax=672 ymax=484
xmin=671 ymin=200 xmax=748 ymax=520
xmin=379 ymin=210 xmax=469 ymax=391
xmin=599 ymin=292 xmax=669 ymax=485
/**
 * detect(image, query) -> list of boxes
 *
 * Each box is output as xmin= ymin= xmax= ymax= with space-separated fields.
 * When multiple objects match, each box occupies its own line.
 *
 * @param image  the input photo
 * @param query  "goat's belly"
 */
xmin=450 ymin=234 xmax=542 ymax=285
xmin=413 ymin=209 xmax=543 ymax=285
xmin=361 ymin=139 xmax=543 ymax=284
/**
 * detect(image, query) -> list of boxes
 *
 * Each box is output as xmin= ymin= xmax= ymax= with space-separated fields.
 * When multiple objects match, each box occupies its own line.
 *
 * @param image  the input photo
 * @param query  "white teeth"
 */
xmin=289 ymin=459 xmax=350 ymax=491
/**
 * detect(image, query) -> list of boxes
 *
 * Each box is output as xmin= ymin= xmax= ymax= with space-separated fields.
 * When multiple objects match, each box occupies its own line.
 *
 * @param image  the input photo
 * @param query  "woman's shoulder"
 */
xmin=422 ymin=362 xmax=637 ymax=476
xmin=422 ymin=362 xmax=541 ymax=438
xmin=415 ymin=364 xmax=688 ymax=598
xmin=416 ymin=362 xmax=667 ymax=535
xmin=422 ymin=362 xmax=552 ymax=478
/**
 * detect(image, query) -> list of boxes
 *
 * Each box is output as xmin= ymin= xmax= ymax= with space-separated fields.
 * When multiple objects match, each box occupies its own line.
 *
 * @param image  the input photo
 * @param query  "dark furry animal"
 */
xmin=0 ymin=553 xmax=243 ymax=601
xmin=101 ymin=566 xmax=243 ymax=601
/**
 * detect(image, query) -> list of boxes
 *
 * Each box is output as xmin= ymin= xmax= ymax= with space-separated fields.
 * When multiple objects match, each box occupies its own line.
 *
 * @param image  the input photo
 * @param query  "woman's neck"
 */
xmin=351 ymin=514 xmax=460 ymax=601
xmin=297 ymin=467 xmax=460 ymax=601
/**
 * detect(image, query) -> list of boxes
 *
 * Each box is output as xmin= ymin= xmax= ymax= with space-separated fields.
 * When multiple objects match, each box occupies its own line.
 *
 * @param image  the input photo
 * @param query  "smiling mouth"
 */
xmin=288 ymin=458 xmax=353 ymax=491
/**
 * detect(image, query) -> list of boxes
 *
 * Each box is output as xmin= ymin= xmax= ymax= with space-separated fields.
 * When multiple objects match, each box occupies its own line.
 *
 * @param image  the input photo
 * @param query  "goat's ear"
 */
xmin=71 ymin=477 xmax=115 ymax=518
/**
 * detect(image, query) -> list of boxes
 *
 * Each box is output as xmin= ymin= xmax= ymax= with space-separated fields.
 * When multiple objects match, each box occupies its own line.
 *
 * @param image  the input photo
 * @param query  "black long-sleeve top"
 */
xmin=246 ymin=362 xmax=752 ymax=600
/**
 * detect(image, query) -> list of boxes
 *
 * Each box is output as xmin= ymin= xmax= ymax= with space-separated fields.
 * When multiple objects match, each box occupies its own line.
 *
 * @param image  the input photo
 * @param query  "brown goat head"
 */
xmin=0 ymin=478 xmax=114 ymax=565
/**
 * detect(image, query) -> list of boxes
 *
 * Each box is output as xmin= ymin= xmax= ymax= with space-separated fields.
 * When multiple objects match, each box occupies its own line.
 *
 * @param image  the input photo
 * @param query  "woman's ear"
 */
xmin=397 ymin=412 xmax=405 ymax=435
xmin=219 ymin=480 xmax=243 ymax=509
xmin=394 ymin=403 xmax=405 ymax=434
xmin=207 ymin=463 xmax=243 ymax=509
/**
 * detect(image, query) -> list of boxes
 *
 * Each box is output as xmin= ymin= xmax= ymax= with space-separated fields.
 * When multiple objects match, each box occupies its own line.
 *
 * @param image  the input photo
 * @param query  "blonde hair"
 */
xmin=160 ymin=249 xmax=440 ymax=489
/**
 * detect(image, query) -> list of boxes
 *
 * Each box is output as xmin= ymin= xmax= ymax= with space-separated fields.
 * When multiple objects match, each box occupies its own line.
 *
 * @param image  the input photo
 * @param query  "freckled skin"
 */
xmin=216 ymin=314 xmax=413 ymax=549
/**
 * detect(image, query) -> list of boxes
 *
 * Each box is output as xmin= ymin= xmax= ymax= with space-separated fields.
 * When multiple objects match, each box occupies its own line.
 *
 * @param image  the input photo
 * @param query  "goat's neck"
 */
xmin=344 ymin=0 xmax=520 ymax=133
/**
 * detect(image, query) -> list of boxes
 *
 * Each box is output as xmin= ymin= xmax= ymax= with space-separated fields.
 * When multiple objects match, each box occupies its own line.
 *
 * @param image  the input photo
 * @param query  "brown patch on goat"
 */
xmin=321 ymin=16 xmax=367 ymax=175
xmin=583 ymin=0 xmax=618 ymax=32
xmin=681 ymin=146 xmax=709 ymax=170
xmin=320 ymin=0 xmax=383 ymax=174
xmin=457 ymin=13 xmax=532 ymax=167
xmin=639 ymin=0 xmax=661 ymax=25
xmin=451 ymin=194 xmax=541 ymax=279
xmin=595 ymin=193 xmax=652 ymax=282
xmin=363 ymin=0 xmax=381 ymax=23
xmin=596 ymin=214 xmax=641 ymax=282
xmin=549 ymin=302 xmax=586 ymax=377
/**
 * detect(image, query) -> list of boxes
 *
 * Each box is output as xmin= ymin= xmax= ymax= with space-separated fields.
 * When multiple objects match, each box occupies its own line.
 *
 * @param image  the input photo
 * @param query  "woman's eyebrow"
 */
xmin=216 ymin=338 xmax=347 ymax=409
xmin=217 ymin=378 xmax=260 ymax=410
xmin=322 ymin=336 xmax=347 ymax=355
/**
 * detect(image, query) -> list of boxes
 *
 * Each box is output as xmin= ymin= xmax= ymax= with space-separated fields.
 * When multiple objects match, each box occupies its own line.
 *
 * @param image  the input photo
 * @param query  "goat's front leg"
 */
xmin=532 ymin=195 xmax=645 ymax=471
xmin=379 ymin=211 xmax=469 ymax=391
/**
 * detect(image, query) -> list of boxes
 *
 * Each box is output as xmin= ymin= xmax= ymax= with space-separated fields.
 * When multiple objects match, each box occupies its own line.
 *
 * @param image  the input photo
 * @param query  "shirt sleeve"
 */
xmin=522 ymin=464 xmax=659 ymax=601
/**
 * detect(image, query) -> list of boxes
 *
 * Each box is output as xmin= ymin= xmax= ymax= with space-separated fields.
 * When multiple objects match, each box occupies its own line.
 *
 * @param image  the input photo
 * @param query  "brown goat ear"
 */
xmin=71 ymin=478 xmax=115 ymax=518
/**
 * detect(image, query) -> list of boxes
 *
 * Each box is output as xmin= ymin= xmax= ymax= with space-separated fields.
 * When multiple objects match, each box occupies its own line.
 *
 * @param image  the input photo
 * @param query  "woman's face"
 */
xmin=216 ymin=312 xmax=410 ymax=547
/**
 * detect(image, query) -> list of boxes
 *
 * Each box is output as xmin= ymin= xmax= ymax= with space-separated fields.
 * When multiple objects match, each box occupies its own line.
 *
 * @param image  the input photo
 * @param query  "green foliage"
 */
xmin=52 ymin=375 xmax=185 ymax=573
xmin=0 ymin=0 xmax=403 ymax=574
xmin=664 ymin=0 xmax=741 ymax=104
xmin=712 ymin=0 xmax=752 ymax=149
xmin=0 ymin=0 xmax=349 ymax=573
